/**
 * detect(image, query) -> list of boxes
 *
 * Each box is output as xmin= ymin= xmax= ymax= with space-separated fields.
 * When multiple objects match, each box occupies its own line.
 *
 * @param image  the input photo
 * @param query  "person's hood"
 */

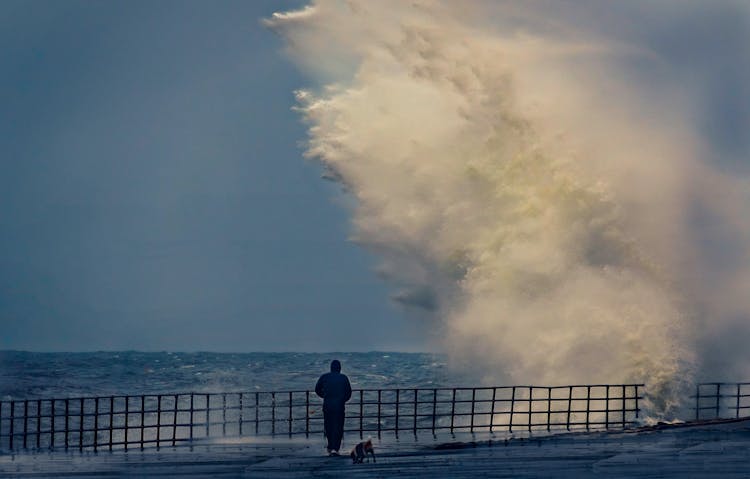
xmin=330 ymin=360 xmax=341 ymax=372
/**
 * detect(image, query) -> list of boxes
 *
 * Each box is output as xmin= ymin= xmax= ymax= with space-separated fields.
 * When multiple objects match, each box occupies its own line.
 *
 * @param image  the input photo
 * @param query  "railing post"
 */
xmin=360 ymin=390 xmax=364 ymax=440
xmin=254 ymin=393 xmax=259 ymax=435
xmin=566 ymin=386 xmax=572 ymax=431
xmin=546 ymin=387 xmax=552 ymax=432
xmin=585 ymin=386 xmax=591 ymax=431
xmin=64 ymin=399 xmax=69 ymax=449
xmin=509 ymin=387 xmax=516 ymax=433
xmin=288 ymin=391 xmax=293 ymax=437
xmin=51 ymin=399 xmax=56 ymax=449
xmin=36 ymin=399 xmax=42 ymax=449
xmin=695 ymin=384 xmax=700 ymax=421
xmin=172 ymin=394 xmax=178 ymax=446
xmin=737 ymin=384 xmax=741 ymax=419
xmin=395 ymin=389 xmax=400 ymax=437
xmin=222 ymin=394 xmax=227 ymax=437
xmin=449 ymin=388 xmax=456 ymax=434
xmin=0 ymin=402 xmax=4 ymax=450
xmin=305 ymin=391 xmax=310 ymax=438
xmin=528 ymin=387 xmax=532 ymax=433
xmin=377 ymin=390 xmax=382 ymax=438
xmin=189 ymin=394 xmax=194 ymax=440
xmin=715 ymin=383 xmax=721 ymax=418
xmin=23 ymin=400 xmax=28 ymax=449
xmin=413 ymin=389 xmax=418 ymax=437
xmin=94 ymin=397 xmax=99 ymax=451
xmin=124 ymin=397 xmax=129 ymax=451
xmin=10 ymin=400 xmax=15 ymax=450
xmin=108 ymin=396 xmax=113 ymax=451
xmin=140 ymin=396 xmax=145 ymax=450
xmin=78 ymin=398 xmax=83 ymax=451
xmin=239 ymin=393 xmax=244 ymax=436
xmin=489 ymin=388 xmax=496 ymax=433
xmin=432 ymin=389 xmax=437 ymax=435
xmin=605 ymin=386 xmax=610 ymax=430
xmin=156 ymin=395 xmax=161 ymax=449
xmin=470 ymin=388 xmax=476 ymax=433
xmin=206 ymin=394 xmax=210 ymax=438
xmin=271 ymin=392 xmax=276 ymax=436
xmin=622 ymin=385 xmax=626 ymax=428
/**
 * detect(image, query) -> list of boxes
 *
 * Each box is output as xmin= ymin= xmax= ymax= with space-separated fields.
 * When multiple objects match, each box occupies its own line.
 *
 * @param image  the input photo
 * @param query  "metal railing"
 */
xmin=0 ymin=384 xmax=643 ymax=452
xmin=693 ymin=382 xmax=750 ymax=421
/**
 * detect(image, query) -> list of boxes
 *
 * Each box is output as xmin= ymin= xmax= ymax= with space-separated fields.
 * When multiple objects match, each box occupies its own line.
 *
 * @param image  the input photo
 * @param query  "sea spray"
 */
xmin=267 ymin=0 xmax=750 ymax=419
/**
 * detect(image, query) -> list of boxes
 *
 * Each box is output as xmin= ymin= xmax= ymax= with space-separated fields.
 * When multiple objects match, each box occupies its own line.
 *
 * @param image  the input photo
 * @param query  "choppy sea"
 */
xmin=0 ymin=351 xmax=454 ymax=401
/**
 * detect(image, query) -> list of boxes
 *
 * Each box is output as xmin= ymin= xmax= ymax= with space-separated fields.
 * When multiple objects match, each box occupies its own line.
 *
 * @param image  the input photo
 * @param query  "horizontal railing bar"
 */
xmin=0 ymin=415 xmax=643 ymax=426
xmin=691 ymin=395 xmax=750 ymax=400
xmin=0 ymin=384 xmax=646 ymax=405
xmin=0 ymin=411 xmax=643 ymax=421
xmin=353 ymin=396 xmax=642 ymax=404
xmin=0 ymin=422 xmax=642 ymax=443
xmin=0 ymin=399 xmax=645 ymax=414
xmin=696 ymin=382 xmax=750 ymax=386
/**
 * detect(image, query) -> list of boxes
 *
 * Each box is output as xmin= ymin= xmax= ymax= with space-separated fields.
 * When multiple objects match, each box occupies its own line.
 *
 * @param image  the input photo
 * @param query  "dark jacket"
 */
xmin=315 ymin=362 xmax=352 ymax=411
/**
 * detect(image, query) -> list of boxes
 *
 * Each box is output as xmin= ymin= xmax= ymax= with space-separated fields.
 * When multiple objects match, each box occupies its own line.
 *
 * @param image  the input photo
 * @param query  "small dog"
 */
xmin=350 ymin=438 xmax=376 ymax=464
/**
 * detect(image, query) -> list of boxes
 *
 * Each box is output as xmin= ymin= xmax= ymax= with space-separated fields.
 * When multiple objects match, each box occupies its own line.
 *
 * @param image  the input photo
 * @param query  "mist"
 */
xmin=267 ymin=0 xmax=750 ymax=417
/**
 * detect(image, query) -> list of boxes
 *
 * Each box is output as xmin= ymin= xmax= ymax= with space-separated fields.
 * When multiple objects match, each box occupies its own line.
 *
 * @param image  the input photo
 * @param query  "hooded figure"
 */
xmin=315 ymin=359 xmax=352 ymax=454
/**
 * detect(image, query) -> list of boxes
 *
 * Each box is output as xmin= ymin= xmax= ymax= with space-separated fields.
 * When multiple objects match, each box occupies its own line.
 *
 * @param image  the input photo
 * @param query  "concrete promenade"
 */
xmin=2 ymin=419 xmax=749 ymax=478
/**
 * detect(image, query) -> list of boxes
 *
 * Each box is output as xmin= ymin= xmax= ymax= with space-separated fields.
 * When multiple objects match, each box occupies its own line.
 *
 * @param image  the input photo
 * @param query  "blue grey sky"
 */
xmin=0 ymin=0 xmax=424 ymax=352
xmin=1 ymin=1 xmax=748 ymax=355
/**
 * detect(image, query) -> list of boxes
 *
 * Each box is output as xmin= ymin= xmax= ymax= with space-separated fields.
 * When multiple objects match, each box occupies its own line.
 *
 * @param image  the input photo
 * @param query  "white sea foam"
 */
xmin=268 ymin=1 xmax=750 ymax=418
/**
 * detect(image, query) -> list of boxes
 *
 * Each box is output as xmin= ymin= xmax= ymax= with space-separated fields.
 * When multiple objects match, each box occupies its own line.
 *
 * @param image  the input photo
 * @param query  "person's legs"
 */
xmin=323 ymin=409 xmax=333 ymax=451
xmin=329 ymin=408 xmax=345 ymax=451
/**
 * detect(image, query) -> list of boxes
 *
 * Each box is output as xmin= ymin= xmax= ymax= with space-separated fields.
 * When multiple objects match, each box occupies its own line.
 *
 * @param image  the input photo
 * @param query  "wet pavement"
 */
xmin=2 ymin=419 xmax=750 ymax=478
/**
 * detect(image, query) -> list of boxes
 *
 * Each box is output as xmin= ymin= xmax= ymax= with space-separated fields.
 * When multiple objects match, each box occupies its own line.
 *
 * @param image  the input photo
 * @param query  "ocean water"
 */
xmin=0 ymin=351 xmax=452 ymax=401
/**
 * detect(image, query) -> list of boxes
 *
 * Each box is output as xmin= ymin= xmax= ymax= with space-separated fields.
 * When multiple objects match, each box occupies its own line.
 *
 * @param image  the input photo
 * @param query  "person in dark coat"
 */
xmin=315 ymin=359 xmax=352 ymax=455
